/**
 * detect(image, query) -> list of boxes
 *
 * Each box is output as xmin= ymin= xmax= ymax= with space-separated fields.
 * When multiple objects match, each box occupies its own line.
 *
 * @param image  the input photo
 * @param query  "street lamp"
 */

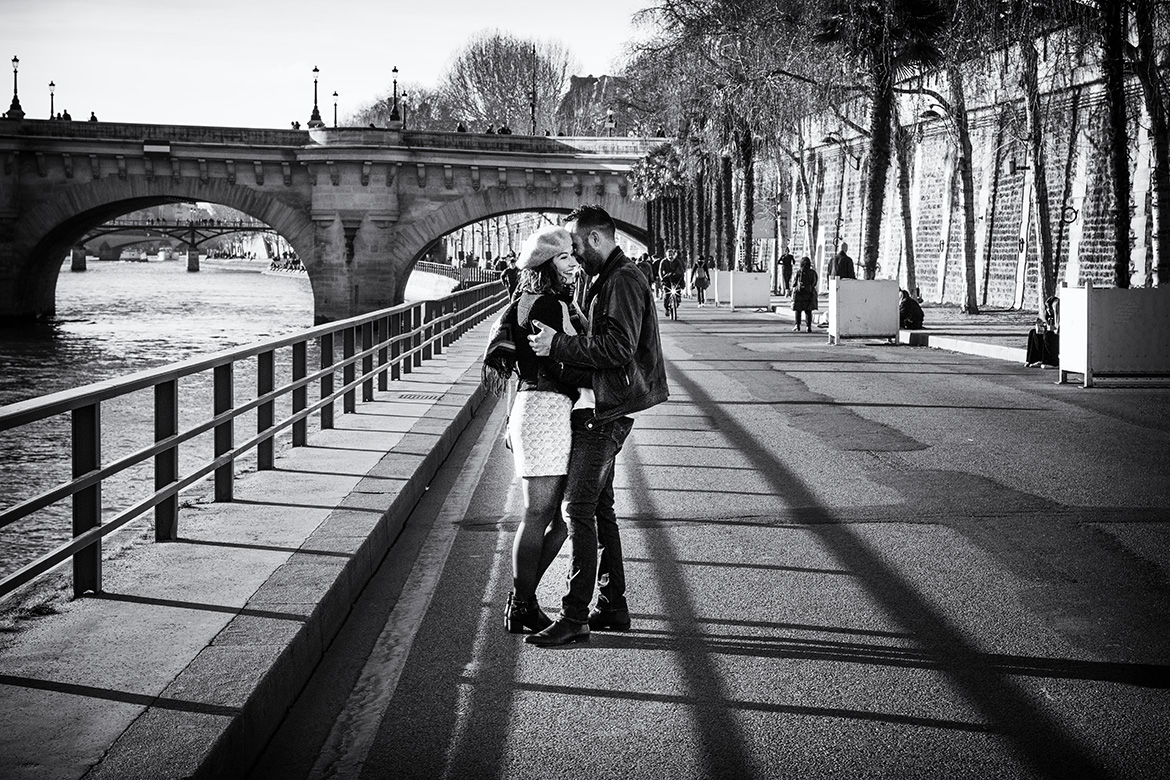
xmin=333 ymin=91 xmax=338 ymax=128
xmin=389 ymin=66 xmax=400 ymax=123
xmin=401 ymin=91 xmax=409 ymax=129
xmin=49 ymin=80 xmax=54 ymax=119
xmin=605 ymin=107 xmax=615 ymax=137
xmin=308 ymin=65 xmax=324 ymax=128
xmin=7 ymin=55 xmax=24 ymax=121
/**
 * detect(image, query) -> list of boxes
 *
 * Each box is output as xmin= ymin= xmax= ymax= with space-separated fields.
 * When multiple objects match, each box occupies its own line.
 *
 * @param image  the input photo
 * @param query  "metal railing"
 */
xmin=0 ymin=282 xmax=506 ymax=600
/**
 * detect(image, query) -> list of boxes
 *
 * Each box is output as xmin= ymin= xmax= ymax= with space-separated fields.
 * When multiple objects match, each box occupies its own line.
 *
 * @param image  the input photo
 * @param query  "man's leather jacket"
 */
xmin=549 ymin=248 xmax=669 ymax=426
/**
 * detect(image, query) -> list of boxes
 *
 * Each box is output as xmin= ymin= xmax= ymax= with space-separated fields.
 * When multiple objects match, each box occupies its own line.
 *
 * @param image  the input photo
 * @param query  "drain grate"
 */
xmin=395 ymin=392 xmax=443 ymax=401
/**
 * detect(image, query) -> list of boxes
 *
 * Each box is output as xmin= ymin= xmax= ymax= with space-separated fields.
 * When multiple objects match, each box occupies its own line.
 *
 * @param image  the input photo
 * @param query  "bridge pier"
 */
xmin=186 ymin=248 xmax=199 ymax=272
xmin=70 ymin=247 xmax=86 ymax=272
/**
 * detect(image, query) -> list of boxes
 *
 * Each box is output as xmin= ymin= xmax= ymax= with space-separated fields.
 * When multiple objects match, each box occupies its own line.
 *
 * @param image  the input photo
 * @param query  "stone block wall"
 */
xmin=787 ymin=80 xmax=1155 ymax=313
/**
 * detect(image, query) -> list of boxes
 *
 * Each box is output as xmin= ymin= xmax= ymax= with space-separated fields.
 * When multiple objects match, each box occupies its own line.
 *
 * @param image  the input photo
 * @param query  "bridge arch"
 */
xmin=394 ymin=187 xmax=649 ymax=271
xmin=10 ymin=175 xmax=316 ymax=320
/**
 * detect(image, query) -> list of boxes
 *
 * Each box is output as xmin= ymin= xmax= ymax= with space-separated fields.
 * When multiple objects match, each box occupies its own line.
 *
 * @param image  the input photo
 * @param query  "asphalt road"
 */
xmin=248 ymin=304 xmax=1170 ymax=780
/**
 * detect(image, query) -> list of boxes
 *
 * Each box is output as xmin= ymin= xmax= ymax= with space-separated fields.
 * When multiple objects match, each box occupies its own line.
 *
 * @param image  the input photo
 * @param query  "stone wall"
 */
xmin=786 ymin=78 xmax=1156 ymax=312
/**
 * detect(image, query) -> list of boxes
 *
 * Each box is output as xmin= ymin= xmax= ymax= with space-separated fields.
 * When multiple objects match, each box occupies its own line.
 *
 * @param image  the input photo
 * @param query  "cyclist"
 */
xmin=657 ymin=248 xmax=686 ymax=317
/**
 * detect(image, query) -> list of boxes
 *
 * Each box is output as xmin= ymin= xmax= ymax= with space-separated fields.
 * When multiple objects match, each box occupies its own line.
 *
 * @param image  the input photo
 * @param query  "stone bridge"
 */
xmin=0 ymin=119 xmax=660 ymax=323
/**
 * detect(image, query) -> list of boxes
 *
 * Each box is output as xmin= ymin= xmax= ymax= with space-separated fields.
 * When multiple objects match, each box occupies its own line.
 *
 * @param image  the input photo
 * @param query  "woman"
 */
xmin=692 ymin=257 xmax=710 ymax=307
xmin=483 ymin=226 xmax=584 ymax=633
xmin=791 ymin=256 xmax=818 ymax=332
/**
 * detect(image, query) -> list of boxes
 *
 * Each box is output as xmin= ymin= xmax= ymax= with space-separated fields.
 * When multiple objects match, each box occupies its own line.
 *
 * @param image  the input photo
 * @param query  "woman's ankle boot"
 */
xmin=505 ymin=593 xmax=553 ymax=633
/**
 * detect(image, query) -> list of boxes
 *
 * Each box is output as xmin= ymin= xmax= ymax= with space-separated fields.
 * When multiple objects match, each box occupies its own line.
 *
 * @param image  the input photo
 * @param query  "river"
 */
xmin=0 ymin=258 xmax=446 ymax=582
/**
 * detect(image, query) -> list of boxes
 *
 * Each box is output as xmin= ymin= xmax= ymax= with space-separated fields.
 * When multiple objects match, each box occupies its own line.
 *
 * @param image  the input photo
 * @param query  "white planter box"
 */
xmin=1058 ymin=283 xmax=1170 ymax=387
xmin=709 ymin=271 xmax=770 ymax=309
xmin=729 ymin=272 xmax=771 ymax=310
xmin=828 ymin=279 xmax=900 ymax=343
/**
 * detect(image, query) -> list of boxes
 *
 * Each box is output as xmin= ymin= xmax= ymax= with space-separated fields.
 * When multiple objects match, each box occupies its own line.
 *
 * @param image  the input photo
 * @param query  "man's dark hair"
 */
xmin=564 ymin=204 xmax=615 ymax=240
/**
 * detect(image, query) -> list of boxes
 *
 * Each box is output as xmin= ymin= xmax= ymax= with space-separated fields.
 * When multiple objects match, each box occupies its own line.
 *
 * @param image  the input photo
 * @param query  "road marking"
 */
xmin=308 ymin=400 xmax=507 ymax=780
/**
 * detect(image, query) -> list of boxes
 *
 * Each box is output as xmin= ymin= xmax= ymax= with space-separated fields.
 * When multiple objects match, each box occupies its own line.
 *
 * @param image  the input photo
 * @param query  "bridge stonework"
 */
xmin=0 ymin=121 xmax=656 ymax=323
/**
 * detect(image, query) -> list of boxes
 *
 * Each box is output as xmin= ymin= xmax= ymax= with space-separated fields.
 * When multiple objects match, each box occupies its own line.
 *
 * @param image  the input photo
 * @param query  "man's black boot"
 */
xmin=524 ymin=619 xmax=590 ymax=646
xmin=588 ymin=606 xmax=631 ymax=631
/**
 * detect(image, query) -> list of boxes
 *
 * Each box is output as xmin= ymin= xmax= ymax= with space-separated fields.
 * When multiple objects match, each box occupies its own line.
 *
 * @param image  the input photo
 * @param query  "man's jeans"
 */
xmin=561 ymin=409 xmax=634 ymax=623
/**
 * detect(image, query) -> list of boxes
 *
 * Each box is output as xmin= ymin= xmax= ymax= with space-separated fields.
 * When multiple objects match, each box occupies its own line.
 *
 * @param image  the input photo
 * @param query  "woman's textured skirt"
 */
xmin=508 ymin=390 xmax=572 ymax=477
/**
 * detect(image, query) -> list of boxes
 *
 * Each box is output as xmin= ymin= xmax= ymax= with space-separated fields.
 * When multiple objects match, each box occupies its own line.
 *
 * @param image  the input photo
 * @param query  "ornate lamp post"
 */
xmin=389 ymin=66 xmax=400 ymax=123
xmin=401 ymin=91 xmax=409 ymax=129
xmin=308 ymin=65 xmax=324 ymax=128
xmin=333 ymin=91 xmax=338 ymax=128
xmin=49 ymin=80 xmax=54 ymax=119
xmin=605 ymin=107 xmax=615 ymax=137
xmin=7 ymin=56 xmax=24 ymax=120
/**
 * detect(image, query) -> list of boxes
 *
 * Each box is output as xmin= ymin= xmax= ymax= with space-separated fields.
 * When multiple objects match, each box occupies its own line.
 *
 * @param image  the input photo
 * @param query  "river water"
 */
xmin=0 ymin=259 xmax=320 ymax=581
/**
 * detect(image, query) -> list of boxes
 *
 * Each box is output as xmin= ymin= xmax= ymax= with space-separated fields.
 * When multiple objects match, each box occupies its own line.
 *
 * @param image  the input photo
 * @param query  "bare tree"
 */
xmin=441 ymin=31 xmax=577 ymax=133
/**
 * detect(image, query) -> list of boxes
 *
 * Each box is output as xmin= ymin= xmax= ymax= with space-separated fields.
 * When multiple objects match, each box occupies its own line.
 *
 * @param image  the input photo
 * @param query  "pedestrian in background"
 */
xmin=692 ymin=257 xmax=710 ymax=307
xmin=792 ymin=256 xmax=818 ymax=332
xmin=779 ymin=247 xmax=794 ymax=295
xmin=828 ymin=241 xmax=856 ymax=280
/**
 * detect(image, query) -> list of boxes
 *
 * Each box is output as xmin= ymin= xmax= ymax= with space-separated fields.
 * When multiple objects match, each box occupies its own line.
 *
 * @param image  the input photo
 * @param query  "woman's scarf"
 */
xmin=481 ymin=297 xmax=519 ymax=397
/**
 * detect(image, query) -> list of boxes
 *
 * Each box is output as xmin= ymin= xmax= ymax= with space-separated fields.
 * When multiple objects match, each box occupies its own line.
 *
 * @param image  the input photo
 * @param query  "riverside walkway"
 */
xmin=1 ymin=300 xmax=1168 ymax=779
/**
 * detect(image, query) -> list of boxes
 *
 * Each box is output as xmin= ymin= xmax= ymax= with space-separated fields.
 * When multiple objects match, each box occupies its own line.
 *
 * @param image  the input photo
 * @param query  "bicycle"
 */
xmin=663 ymin=282 xmax=683 ymax=321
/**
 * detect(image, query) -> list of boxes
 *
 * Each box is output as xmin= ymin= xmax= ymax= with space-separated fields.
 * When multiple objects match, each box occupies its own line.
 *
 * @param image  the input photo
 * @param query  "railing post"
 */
xmin=377 ymin=315 xmax=389 ymax=392
xmin=72 ymin=402 xmax=101 ymax=595
xmin=292 ymin=340 xmax=307 ymax=446
xmin=320 ymin=332 xmax=335 ymax=429
xmin=361 ymin=320 xmax=375 ymax=401
xmin=343 ymin=326 xmax=356 ymax=413
xmin=422 ymin=301 xmax=435 ymax=361
xmin=391 ymin=312 xmax=403 ymax=380
xmin=434 ymin=300 xmax=447 ymax=354
xmin=401 ymin=309 xmax=413 ymax=376
xmin=257 ymin=349 xmax=275 ymax=470
xmin=154 ymin=380 xmax=178 ymax=541
xmin=214 ymin=363 xmax=234 ymax=502
xmin=412 ymin=304 xmax=423 ymax=369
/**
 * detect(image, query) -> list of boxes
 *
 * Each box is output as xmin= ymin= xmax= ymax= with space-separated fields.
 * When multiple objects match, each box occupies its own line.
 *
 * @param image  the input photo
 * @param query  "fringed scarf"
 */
xmin=481 ymin=297 xmax=519 ymax=396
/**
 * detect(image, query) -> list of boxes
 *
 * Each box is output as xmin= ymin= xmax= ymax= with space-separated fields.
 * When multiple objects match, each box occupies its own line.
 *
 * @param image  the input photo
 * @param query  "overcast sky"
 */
xmin=4 ymin=0 xmax=652 ymax=128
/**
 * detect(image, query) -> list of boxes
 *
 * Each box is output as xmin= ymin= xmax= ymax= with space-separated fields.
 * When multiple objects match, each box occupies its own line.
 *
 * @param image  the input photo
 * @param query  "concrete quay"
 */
xmin=0 ymin=320 xmax=496 ymax=780
xmin=3 ymin=300 xmax=1169 ymax=780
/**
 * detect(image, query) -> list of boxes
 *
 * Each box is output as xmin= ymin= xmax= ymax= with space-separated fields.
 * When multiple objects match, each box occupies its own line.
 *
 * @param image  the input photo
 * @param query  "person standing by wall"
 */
xmin=525 ymin=205 xmax=668 ymax=646
xmin=828 ymin=241 xmax=856 ymax=280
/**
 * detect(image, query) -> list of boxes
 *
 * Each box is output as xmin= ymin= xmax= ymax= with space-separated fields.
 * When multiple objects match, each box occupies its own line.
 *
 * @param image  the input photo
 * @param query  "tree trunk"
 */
xmin=1101 ymin=0 xmax=1132 ymax=288
xmin=721 ymin=154 xmax=735 ymax=270
xmin=697 ymin=164 xmax=708 ymax=261
xmin=862 ymin=61 xmax=895 ymax=280
xmin=733 ymin=117 xmax=756 ymax=271
xmin=646 ymin=201 xmax=656 ymax=257
xmin=949 ymin=61 xmax=981 ymax=312
xmin=1133 ymin=0 xmax=1170 ymax=286
xmin=893 ymin=120 xmax=919 ymax=296
xmin=1021 ymin=38 xmax=1058 ymax=319
xmin=714 ymin=162 xmax=725 ymax=268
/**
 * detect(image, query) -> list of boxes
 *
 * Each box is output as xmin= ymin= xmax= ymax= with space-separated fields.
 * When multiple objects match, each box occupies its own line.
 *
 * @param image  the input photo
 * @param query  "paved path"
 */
xmin=249 ymin=301 xmax=1170 ymax=780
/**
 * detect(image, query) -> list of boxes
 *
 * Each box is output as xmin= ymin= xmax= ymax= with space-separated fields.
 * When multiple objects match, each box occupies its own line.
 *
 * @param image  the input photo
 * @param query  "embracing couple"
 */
xmin=483 ymin=205 xmax=668 ymax=647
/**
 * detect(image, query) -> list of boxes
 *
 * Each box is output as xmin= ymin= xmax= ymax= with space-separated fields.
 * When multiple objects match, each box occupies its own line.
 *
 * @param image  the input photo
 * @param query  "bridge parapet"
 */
xmin=1 ymin=117 xmax=309 ymax=147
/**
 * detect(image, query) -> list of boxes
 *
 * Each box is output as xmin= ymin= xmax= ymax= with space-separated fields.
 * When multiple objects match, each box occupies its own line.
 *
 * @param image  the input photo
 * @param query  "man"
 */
xmin=526 ymin=205 xmax=669 ymax=646
xmin=657 ymin=248 xmax=686 ymax=314
xmin=499 ymin=255 xmax=520 ymax=297
xmin=779 ymin=247 xmax=795 ymax=295
xmin=828 ymin=241 xmax=856 ymax=280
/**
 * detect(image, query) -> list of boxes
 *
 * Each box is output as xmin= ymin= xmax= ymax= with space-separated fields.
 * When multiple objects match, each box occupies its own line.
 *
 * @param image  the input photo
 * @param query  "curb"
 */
xmin=82 ymin=362 xmax=492 ymax=780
